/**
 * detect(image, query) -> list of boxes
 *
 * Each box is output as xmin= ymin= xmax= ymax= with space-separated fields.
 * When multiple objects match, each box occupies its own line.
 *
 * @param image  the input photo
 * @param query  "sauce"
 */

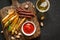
xmin=37 ymin=0 xmax=48 ymax=10
xmin=23 ymin=22 xmax=34 ymax=34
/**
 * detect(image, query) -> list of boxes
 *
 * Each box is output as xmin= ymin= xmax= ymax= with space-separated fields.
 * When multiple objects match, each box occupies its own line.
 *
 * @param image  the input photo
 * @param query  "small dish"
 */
xmin=21 ymin=21 xmax=36 ymax=36
xmin=36 ymin=0 xmax=50 ymax=13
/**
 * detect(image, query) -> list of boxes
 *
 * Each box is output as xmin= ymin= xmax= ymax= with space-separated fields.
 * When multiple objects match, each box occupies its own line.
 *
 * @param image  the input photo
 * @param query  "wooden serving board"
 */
xmin=0 ymin=0 xmax=40 ymax=40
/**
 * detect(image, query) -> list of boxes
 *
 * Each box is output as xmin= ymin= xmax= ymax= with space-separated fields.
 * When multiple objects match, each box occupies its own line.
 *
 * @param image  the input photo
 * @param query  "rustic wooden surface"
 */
xmin=0 ymin=0 xmax=40 ymax=40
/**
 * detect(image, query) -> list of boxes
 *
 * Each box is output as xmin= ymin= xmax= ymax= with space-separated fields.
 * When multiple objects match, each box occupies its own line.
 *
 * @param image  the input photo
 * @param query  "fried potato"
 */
xmin=4 ymin=15 xmax=17 ymax=28
xmin=2 ymin=9 xmax=15 ymax=24
xmin=8 ymin=15 xmax=18 ymax=32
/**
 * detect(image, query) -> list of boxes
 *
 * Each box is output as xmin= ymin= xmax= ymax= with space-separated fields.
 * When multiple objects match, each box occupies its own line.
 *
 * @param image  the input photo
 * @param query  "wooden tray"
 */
xmin=0 ymin=0 xmax=40 ymax=40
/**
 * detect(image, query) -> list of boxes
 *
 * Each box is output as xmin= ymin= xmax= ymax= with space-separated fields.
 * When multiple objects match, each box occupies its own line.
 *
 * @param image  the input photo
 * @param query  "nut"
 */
xmin=11 ymin=36 xmax=15 ymax=40
xmin=41 ymin=16 xmax=45 ymax=20
xmin=16 ymin=35 xmax=20 ymax=38
xmin=1 ymin=31 xmax=3 ymax=34
xmin=15 ymin=31 xmax=18 ymax=34
xmin=18 ymin=33 xmax=22 ymax=36
xmin=33 ymin=5 xmax=35 ymax=8
xmin=41 ymin=22 xmax=44 ymax=26
xmin=24 ymin=4 xmax=29 ymax=9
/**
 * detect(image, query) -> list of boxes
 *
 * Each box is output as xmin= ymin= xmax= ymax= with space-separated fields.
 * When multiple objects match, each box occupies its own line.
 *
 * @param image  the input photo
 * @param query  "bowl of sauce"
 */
xmin=21 ymin=21 xmax=36 ymax=36
xmin=36 ymin=0 xmax=50 ymax=12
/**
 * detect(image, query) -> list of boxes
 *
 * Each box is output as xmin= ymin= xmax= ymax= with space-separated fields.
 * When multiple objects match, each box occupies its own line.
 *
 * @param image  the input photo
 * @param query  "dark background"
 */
xmin=0 ymin=0 xmax=60 ymax=40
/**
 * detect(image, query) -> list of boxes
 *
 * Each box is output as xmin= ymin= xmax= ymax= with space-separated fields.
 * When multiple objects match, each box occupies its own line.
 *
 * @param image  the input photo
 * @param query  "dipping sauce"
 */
xmin=21 ymin=21 xmax=36 ymax=36
xmin=23 ymin=22 xmax=34 ymax=34
xmin=37 ymin=0 xmax=48 ymax=10
xmin=36 ymin=0 xmax=50 ymax=12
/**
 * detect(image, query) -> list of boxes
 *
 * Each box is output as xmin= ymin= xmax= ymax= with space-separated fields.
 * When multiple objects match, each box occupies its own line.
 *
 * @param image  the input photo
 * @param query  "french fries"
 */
xmin=16 ymin=18 xmax=26 ymax=31
xmin=12 ymin=18 xmax=21 ymax=34
xmin=12 ymin=18 xmax=26 ymax=35
xmin=2 ymin=9 xmax=15 ymax=24
xmin=4 ymin=15 xmax=17 ymax=28
xmin=2 ymin=9 xmax=27 ymax=35
xmin=8 ymin=15 xmax=18 ymax=32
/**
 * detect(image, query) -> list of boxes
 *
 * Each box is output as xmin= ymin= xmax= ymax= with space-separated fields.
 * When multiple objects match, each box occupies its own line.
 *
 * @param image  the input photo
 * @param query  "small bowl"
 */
xmin=36 ymin=0 xmax=50 ymax=13
xmin=21 ymin=21 xmax=36 ymax=36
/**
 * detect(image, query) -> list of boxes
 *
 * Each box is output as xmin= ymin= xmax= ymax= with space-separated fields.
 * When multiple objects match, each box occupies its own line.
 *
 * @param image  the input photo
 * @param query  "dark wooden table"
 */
xmin=0 ymin=0 xmax=60 ymax=40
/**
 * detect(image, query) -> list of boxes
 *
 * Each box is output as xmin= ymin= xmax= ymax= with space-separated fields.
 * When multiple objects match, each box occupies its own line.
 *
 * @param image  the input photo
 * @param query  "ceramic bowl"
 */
xmin=21 ymin=21 xmax=36 ymax=36
xmin=36 ymin=0 xmax=50 ymax=12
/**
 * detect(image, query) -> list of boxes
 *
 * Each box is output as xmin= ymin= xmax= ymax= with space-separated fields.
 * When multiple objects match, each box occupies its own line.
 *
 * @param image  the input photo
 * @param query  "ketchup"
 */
xmin=23 ymin=22 xmax=34 ymax=34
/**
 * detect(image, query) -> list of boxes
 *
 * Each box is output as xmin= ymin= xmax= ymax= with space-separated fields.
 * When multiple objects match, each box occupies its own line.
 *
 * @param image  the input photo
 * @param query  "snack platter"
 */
xmin=0 ymin=0 xmax=50 ymax=40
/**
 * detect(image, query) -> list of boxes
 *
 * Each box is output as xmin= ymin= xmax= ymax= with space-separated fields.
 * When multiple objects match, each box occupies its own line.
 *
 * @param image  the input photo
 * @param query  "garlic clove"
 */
xmin=33 ymin=5 xmax=35 ymax=8
xmin=41 ymin=16 xmax=45 ymax=20
xmin=16 ymin=35 xmax=20 ymax=38
xmin=24 ymin=4 xmax=29 ymax=9
xmin=11 ymin=36 xmax=15 ymax=40
xmin=18 ymin=33 xmax=22 ymax=36
xmin=15 ymin=31 xmax=18 ymax=34
xmin=41 ymin=22 xmax=44 ymax=26
xmin=1 ymin=31 xmax=3 ymax=34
